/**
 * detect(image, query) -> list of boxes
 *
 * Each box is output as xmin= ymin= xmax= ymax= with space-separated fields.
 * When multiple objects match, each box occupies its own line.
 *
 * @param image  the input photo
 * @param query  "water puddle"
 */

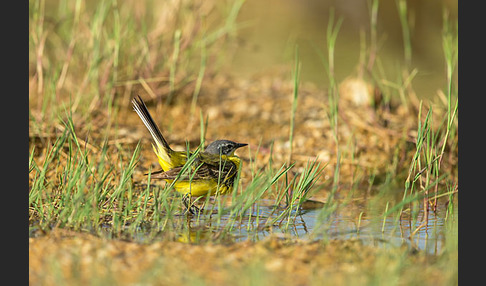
xmin=30 ymin=196 xmax=456 ymax=255
xmin=302 ymin=207 xmax=451 ymax=254
xmin=162 ymin=198 xmax=456 ymax=255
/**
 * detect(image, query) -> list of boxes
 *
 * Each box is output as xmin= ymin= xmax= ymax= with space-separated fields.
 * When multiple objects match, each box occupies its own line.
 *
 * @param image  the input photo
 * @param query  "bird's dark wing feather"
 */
xmin=150 ymin=157 xmax=237 ymax=182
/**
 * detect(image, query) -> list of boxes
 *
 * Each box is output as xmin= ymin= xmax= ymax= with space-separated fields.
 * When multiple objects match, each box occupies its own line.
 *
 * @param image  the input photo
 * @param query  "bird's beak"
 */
xmin=236 ymin=143 xmax=248 ymax=149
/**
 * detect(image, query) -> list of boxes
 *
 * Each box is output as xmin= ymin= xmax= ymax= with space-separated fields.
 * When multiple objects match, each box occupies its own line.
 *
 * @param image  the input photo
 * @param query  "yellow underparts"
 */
xmin=156 ymin=150 xmax=242 ymax=197
xmin=169 ymin=180 xmax=231 ymax=197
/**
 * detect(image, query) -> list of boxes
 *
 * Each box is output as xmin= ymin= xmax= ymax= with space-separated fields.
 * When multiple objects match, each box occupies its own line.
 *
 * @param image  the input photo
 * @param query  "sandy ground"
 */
xmin=30 ymin=228 xmax=450 ymax=285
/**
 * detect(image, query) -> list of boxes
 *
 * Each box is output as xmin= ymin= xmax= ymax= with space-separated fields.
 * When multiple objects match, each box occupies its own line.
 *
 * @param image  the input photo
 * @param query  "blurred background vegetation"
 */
xmin=29 ymin=0 xmax=457 ymax=112
xmin=232 ymin=0 xmax=457 ymax=98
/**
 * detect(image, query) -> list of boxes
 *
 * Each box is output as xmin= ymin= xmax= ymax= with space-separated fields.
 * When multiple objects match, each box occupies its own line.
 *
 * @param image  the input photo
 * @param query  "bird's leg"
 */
xmin=182 ymin=193 xmax=192 ymax=214
xmin=182 ymin=193 xmax=201 ymax=215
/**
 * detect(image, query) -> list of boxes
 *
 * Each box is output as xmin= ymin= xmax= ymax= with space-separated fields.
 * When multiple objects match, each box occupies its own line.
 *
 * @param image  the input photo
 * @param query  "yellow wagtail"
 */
xmin=131 ymin=95 xmax=247 ymax=213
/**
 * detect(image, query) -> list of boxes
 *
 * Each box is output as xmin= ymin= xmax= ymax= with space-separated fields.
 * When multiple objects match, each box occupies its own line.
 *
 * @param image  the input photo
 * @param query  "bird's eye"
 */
xmin=222 ymin=144 xmax=231 ymax=154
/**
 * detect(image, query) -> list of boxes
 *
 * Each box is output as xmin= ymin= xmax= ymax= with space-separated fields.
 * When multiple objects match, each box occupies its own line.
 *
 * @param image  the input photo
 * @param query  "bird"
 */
xmin=131 ymin=95 xmax=247 ymax=214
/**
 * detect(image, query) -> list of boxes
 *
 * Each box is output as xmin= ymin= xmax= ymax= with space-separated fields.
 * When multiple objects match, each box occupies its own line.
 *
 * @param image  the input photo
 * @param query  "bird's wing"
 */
xmin=150 ymin=157 xmax=237 ymax=182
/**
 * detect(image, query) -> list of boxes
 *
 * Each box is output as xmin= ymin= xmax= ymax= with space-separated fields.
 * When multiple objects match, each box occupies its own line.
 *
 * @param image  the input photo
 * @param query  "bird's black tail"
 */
xmin=132 ymin=95 xmax=173 ymax=166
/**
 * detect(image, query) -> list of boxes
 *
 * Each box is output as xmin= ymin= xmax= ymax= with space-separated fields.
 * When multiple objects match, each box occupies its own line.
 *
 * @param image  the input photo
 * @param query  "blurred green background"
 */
xmin=226 ymin=0 xmax=457 ymax=99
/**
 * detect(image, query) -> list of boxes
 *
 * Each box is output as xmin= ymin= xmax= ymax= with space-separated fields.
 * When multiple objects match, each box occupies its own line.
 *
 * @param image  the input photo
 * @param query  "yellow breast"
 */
xmin=175 ymin=156 xmax=241 ymax=197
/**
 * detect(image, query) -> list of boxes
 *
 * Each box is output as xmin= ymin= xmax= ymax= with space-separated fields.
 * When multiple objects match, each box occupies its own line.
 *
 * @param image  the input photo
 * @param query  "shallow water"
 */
xmin=29 ymin=193 xmax=455 ymax=255
xmin=300 ymin=207 xmax=452 ymax=254
xmin=179 ymin=197 xmax=456 ymax=255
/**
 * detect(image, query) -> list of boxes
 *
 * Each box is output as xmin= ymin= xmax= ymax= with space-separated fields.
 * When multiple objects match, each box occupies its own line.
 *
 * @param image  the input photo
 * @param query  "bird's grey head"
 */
xmin=205 ymin=140 xmax=247 ymax=156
